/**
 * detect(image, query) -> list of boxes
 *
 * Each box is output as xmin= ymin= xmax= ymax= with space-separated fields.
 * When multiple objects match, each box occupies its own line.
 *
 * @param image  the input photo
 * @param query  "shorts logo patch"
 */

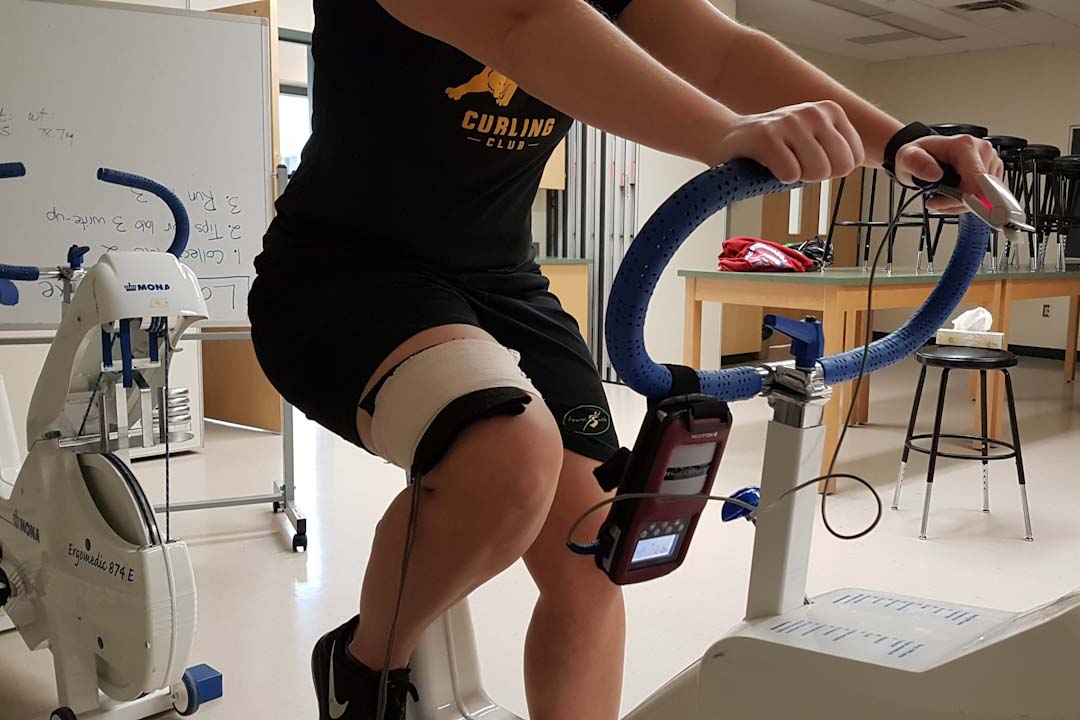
xmin=563 ymin=405 xmax=611 ymax=436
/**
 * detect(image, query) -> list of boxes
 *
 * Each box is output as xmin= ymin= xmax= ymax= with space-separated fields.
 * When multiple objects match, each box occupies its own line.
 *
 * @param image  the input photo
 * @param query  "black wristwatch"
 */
xmin=882 ymin=121 xmax=937 ymax=182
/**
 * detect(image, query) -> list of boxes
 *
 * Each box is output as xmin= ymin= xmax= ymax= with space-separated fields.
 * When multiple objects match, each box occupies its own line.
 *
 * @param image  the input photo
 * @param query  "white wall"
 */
xmin=858 ymin=41 xmax=1080 ymax=348
xmin=120 ymin=0 xmax=312 ymax=24
xmin=121 ymin=2 xmax=313 ymax=87
xmin=278 ymin=0 xmax=314 ymax=31
xmin=531 ymin=194 xmax=548 ymax=252
xmin=789 ymin=44 xmax=869 ymax=90
xmin=638 ymin=149 xmax=729 ymax=370
xmin=278 ymin=0 xmax=315 ymax=87
xmin=637 ymin=0 xmax=742 ymax=370
xmin=710 ymin=0 xmax=737 ymax=17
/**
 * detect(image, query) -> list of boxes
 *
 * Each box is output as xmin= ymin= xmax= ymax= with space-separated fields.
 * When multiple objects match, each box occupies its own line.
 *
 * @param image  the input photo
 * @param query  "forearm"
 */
xmin=703 ymin=30 xmax=902 ymax=167
xmin=378 ymin=0 xmax=739 ymax=164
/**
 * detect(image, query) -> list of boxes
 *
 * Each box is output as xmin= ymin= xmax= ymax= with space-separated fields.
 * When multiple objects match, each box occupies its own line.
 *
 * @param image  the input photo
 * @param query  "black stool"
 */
xmin=1022 ymin=145 xmax=1062 ymax=270
xmin=893 ymin=345 xmax=1033 ymax=541
xmin=1050 ymin=156 xmax=1080 ymax=269
xmin=986 ymin=136 xmax=1028 ymax=270
xmin=825 ymin=167 xmax=928 ymax=272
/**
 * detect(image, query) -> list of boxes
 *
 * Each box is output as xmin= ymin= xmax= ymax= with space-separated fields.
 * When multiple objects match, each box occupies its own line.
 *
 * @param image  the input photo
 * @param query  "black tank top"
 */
xmin=266 ymin=0 xmax=631 ymax=271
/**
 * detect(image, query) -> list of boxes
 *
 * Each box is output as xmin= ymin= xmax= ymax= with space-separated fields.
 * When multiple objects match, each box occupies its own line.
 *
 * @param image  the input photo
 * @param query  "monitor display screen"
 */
xmin=631 ymin=533 xmax=679 ymax=566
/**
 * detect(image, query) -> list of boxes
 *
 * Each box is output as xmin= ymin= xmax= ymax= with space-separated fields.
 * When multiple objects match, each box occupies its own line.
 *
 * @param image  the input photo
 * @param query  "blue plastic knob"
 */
xmin=67 ymin=245 xmax=91 ymax=270
xmin=721 ymin=486 xmax=761 ymax=522
xmin=763 ymin=314 xmax=824 ymax=369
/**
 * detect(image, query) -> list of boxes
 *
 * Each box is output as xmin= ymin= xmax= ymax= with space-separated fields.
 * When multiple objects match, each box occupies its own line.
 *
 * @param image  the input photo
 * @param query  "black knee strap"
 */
xmin=412 ymin=388 xmax=532 ymax=477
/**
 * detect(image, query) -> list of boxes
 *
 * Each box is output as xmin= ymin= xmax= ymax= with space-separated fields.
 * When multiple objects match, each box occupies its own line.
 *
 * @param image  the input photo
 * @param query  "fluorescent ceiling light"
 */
xmin=876 ymin=12 xmax=966 ymax=41
xmin=814 ymin=0 xmax=966 ymax=42
xmin=954 ymin=1 xmax=1030 ymax=11
xmin=811 ymin=0 xmax=888 ymax=17
xmin=849 ymin=30 xmax=919 ymax=44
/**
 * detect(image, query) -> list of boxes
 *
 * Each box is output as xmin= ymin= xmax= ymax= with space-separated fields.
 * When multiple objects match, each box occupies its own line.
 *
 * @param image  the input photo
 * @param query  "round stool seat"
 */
xmin=1024 ymin=144 xmax=1061 ymax=161
xmin=986 ymin=135 xmax=1027 ymax=153
xmin=930 ymin=124 xmax=988 ymax=138
xmin=915 ymin=345 xmax=1017 ymax=370
xmin=1024 ymin=144 xmax=1061 ymax=159
xmin=1024 ymin=145 xmax=1061 ymax=174
xmin=1054 ymin=155 xmax=1080 ymax=175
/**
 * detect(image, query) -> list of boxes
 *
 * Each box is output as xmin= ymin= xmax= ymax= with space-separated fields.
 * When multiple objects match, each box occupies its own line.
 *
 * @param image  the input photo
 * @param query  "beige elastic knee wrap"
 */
xmin=370 ymin=339 xmax=540 ymax=471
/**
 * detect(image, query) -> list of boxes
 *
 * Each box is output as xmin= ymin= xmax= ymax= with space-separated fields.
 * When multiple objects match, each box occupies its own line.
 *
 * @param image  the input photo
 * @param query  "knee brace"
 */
xmin=366 ymin=339 xmax=540 ymax=475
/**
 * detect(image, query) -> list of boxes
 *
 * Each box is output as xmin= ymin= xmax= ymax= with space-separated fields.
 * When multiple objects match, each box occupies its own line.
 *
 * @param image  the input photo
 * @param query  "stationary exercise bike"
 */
xmin=406 ymin=159 xmax=1080 ymax=719
xmin=0 ymin=162 xmax=221 ymax=719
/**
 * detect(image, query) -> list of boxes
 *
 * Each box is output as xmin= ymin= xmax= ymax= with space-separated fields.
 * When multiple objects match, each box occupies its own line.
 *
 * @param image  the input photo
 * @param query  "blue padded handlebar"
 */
xmin=0 ymin=264 xmax=40 ymax=281
xmin=818 ymin=212 xmax=986 ymax=384
xmin=97 ymin=168 xmax=189 ymax=258
xmin=0 ymin=163 xmax=26 ymax=179
xmin=606 ymin=158 xmax=990 ymax=402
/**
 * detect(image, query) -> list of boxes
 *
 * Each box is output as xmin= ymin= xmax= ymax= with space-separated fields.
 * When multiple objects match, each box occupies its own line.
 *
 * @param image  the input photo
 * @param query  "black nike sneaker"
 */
xmin=311 ymin=616 xmax=419 ymax=720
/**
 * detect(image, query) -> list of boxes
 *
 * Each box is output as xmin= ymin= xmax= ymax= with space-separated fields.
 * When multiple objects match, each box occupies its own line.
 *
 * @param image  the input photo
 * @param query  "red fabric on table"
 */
xmin=718 ymin=237 xmax=815 ymax=272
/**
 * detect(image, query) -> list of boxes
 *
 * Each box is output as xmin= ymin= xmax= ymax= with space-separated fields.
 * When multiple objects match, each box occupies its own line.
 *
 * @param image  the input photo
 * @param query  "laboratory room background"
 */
xmin=2 ymin=1 xmax=1080 ymax=720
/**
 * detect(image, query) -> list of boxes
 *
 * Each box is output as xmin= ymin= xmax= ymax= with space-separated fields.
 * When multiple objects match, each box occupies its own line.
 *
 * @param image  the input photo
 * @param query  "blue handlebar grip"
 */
xmin=96 ymin=168 xmax=189 ymax=257
xmin=606 ymin=159 xmax=799 ymax=401
xmin=818 ymin=212 xmax=988 ymax=384
xmin=604 ymin=159 xmax=990 ymax=404
xmin=0 ymin=264 xmax=40 ymax=281
xmin=0 ymin=163 xmax=26 ymax=179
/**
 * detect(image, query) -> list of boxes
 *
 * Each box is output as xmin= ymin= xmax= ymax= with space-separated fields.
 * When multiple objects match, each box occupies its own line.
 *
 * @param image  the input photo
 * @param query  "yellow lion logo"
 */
xmin=446 ymin=67 xmax=519 ymax=107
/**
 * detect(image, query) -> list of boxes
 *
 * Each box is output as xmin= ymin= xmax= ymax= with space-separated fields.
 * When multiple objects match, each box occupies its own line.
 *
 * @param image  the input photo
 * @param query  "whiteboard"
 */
xmin=0 ymin=0 xmax=273 ymax=326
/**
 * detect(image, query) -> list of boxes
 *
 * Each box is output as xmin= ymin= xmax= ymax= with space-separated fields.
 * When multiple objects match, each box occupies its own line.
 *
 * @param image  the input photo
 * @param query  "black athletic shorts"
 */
xmin=248 ymin=227 xmax=619 ymax=464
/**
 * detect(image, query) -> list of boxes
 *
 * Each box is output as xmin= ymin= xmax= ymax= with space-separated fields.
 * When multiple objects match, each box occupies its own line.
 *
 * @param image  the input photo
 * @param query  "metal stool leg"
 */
xmin=929 ymin=217 xmax=946 ymax=274
xmin=997 ymin=230 xmax=1011 ymax=272
xmin=919 ymin=200 xmax=932 ymax=273
xmin=824 ymin=174 xmax=846 ymax=270
xmin=980 ymin=370 xmax=990 ymax=513
xmin=863 ymin=169 xmax=879 ymax=269
xmin=920 ymin=368 xmax=951 ymax=539
xmin=895 ymin=364 xmax=928 ymax=510
xmin=915 ymin=228 xmax=926 ymax=272
xmin=885 ymin=180 xmax=897 ymax=274
xmin=1002 ymin=370 xmax=1033 ymax=541
xmin=991 ymin=224 xmax=1000 ymax=272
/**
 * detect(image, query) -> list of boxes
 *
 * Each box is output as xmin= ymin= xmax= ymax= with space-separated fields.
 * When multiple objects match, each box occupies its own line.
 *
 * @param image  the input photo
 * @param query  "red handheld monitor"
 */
xmin=595 ymin=395 xmax=732 ymax=585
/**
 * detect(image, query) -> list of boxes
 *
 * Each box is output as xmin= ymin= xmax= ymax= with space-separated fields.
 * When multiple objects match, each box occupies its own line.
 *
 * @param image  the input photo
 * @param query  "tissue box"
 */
xmin=935 ymin=329 xmax=1005 ymax=349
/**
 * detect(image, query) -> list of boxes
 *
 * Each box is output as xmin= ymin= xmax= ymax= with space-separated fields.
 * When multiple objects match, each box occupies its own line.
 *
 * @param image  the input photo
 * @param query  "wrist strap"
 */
xmin=883 ymin=121 xmax=937 ymax=180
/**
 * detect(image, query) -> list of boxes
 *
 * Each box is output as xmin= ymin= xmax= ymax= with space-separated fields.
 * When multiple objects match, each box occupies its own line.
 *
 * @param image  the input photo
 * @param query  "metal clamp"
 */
xmin=763 ymin=365 xmax=831 ymax=429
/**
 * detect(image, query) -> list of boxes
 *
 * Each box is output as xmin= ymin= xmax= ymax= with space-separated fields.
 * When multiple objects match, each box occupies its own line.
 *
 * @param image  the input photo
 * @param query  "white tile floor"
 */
xmin=3 ymin=357 xmax=1080 ymax=719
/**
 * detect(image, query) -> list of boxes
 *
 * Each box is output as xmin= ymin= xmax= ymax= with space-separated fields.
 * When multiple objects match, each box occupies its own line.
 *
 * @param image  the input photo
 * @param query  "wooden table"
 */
xmin=679 ymin=267 xmax=1080 ymax=473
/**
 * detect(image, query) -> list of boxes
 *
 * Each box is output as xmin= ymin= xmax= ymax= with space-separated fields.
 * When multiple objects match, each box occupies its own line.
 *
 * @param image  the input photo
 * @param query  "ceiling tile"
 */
xmin=737 ymin=0 xmax=1080 ymax=60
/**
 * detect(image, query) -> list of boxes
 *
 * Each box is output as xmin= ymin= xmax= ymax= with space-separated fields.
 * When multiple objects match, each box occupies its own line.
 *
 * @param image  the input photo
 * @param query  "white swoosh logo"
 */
xmin=328 ymin=640 xmax=349 ymax=719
